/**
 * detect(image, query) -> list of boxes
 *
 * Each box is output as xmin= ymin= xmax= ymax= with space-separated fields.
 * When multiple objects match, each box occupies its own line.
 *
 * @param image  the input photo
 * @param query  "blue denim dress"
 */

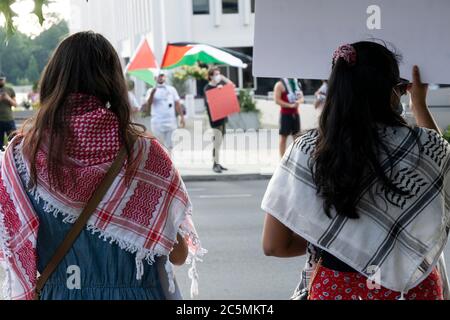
xmin=26 ymin=191 xmax=167 ymax=300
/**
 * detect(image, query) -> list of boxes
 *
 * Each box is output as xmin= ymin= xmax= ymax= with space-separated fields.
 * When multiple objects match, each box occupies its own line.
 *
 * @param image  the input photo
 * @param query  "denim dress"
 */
xmin=25 ymin=190 xmax=167 ymax=300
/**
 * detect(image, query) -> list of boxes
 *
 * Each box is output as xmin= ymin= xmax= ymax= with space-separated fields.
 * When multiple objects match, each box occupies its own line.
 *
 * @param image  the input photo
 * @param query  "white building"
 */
xmin=69 ymin=0 xmax=257 ymax=98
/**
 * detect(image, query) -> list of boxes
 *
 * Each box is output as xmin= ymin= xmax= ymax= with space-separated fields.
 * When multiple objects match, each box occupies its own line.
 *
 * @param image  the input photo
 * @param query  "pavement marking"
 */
xmin=197 ymin=194 xmax=253 ymax=199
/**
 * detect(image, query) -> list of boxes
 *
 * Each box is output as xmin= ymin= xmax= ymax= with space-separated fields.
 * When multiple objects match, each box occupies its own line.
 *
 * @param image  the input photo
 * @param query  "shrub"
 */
xmin=444 ymin=125 xmax=450 ymax=143
xmin=238 ymin=89 xmax=259 ymax=113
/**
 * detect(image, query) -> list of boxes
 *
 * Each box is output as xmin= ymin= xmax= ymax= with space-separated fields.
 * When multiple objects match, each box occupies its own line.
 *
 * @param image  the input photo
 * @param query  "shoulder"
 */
xmin=6 ymin=87 xmax=15 ymax=95
xmin=283 ymin=130 xmax=320 ymax=165
xmin=274 ymin=81 xmax=282 ymax=89
xmin=138 ymin=136 xmax=174 ymax=178
xmin=386 ymin=126 xmax=450 ymax=169
xmin=145 ymin=88 xmax=154 ymax=97
xmin=417 ymin=127 xmax=446 ymax=142
xmin=417 ymin=127 xmax=450 ymax=156
xmin=292 ymin=129 xmax=320 ymax=155
xmin=274 ymin=81 xmax=285 ymax=92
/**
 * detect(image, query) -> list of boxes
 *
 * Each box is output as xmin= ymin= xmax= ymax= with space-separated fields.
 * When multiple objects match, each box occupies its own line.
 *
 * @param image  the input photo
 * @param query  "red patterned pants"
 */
xmin=309 ymin=266 xmax=443 ymax=300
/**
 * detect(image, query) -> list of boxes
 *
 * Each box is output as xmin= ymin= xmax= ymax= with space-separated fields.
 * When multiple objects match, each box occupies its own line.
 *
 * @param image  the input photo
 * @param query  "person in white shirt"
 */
xmin=127 ymin=80 xmax=141 ymax=115
xmin=314 ymin=80 xmax=328 ymax=112
xmin=145 ymin=72 xmax=185 ymax=153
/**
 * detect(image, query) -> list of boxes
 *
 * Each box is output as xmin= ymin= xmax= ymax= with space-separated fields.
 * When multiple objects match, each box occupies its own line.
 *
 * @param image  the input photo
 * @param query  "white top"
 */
xmin=318 ymin=82 xmax=328 ymax=96
xmin=147 ymin=84 xmax=180 ymax=131
xmin=262 ymin=126 xmax=450 ymax=293
xmin=128 ymin=92 xmax=141 ymax=110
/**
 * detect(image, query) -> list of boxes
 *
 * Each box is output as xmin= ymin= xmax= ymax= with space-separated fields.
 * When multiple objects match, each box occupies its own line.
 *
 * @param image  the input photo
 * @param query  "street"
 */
xmin=2 ymin=179 xmax=450 ymax=300
xmin=174 ymin=179 xmax=305 ymax=300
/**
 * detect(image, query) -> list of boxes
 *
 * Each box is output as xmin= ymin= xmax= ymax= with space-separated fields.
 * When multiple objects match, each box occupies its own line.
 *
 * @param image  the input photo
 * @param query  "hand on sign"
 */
xmin=407 ymin=65 xmax=440 ymax=134
xmin=407 ymin=65 xmax=428 ymax=110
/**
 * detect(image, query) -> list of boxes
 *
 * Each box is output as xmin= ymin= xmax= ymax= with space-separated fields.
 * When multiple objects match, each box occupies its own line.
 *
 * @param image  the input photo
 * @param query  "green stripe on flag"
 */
xmin=128 ymin=69 xmax=156 ymax=86
xmin=163 ymin=51 xmax=225 ymax=69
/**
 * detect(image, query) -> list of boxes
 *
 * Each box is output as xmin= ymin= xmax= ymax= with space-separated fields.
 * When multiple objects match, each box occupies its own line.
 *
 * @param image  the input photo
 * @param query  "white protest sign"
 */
xmin=253 ymin=0 xmax=450 ymax=84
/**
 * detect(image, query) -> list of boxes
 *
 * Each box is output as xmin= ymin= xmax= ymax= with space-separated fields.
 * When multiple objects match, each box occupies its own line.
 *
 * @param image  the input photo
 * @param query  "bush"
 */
xmin=174 ymin=64 xmax=208 ymax=81
xmin=444 ymin=125 xmax=450 ymax=143
xmin=238 ymin=89 xmax=259 ymax=113
xmin=168 ymin=73 xmax=188 ymax=98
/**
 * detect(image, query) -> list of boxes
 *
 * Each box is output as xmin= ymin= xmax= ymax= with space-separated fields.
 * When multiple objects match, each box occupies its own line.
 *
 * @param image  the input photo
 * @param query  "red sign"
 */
xmin=205 ymin=84 xmax=241 ymax=122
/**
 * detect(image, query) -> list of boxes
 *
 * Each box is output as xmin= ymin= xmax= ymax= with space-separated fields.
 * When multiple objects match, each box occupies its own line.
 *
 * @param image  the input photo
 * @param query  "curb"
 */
xmin=181 ymin=173 xmax=273 ymax=182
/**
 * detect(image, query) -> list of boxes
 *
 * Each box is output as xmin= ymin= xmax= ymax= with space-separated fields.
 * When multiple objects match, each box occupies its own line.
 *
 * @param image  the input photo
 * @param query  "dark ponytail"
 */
xmin=312 ymin=41 xmax=415 ymax=219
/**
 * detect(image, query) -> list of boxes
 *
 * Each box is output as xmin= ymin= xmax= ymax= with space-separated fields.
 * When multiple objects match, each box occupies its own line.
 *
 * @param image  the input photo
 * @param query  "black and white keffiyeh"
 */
xmin=262 ymin=126 xmax=450 ymax=294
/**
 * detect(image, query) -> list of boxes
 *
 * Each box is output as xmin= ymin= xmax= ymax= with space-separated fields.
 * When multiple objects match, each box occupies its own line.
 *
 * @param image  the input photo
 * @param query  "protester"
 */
xmin=262 ymin=42 xmax=450 ymax=300
xmin=145 ymin=71 xmax=185 ymax=154
xmin=274 ymin=78 xmax=304 ymax=158
xmin=314 ymin=80 xmax=328 ymax=112
xmin=0 ymin=72 xmax=17 ymax=150
xmin=28 ymin=82 xmax=40 ymax=108
xmin=204 ymin=67 xmax=234 ymax=174
xmin=127 ymin=79 xmax=141 ymax=114
xmin=0 ymin=32 xmax=205 ymax=300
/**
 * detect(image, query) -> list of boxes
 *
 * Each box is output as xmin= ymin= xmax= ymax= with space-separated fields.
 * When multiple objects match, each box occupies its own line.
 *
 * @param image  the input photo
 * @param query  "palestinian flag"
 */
xmin=126 ymin=39 xmax=158 ymax=86
xmin=161 ymin=43 xmax=248 ymax=70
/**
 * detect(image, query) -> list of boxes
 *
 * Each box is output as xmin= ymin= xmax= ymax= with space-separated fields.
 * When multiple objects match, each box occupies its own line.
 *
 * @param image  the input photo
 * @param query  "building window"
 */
xmin=222 ymin=0 xmax=239 ymax=14
xmin=193 ymin=0 xmax=210 ymax=15
xmin=251 ymin=0 xmax=255 ymax=13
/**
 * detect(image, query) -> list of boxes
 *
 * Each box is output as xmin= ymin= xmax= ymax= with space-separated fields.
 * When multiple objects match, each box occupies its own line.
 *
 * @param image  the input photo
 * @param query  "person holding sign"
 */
xmin=146 ymin=71 xmax=186 ymax=154
xmin=274 ymin=78 xmax=304 ymax=158
xmin=262 ymin=41 xmax=450 ymax=300
xmin=204 ymin=67 xmax=235 ymax=174
xmin=0 ymin=72 xmax=17 ymax=151
xmin=314 ymin=80 xmax=328 ymax=112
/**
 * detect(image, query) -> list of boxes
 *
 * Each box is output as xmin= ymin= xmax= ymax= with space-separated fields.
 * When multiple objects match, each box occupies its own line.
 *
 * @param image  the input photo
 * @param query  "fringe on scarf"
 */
xmin=12 ymin=143 xmax=207 ymax=298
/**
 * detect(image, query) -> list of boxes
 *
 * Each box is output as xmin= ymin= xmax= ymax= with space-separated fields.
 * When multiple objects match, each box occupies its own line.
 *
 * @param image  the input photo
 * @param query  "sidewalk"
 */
xmin=136 ymin=100 xmax=320 ymax=182
xmin=14 ymin=100 xmax=321 ymax=182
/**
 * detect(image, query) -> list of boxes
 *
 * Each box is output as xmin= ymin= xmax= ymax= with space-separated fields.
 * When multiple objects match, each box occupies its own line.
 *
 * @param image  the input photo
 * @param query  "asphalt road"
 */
xmin=174 ymin=179 xmax=305 ymax=300
xmin=2 ymin=179 xmax=450 ymax=300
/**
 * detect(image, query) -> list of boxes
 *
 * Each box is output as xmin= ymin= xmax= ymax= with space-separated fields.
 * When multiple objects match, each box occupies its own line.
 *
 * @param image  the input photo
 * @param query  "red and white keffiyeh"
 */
xmin=0 ymin=94 xmax=206 ymax=300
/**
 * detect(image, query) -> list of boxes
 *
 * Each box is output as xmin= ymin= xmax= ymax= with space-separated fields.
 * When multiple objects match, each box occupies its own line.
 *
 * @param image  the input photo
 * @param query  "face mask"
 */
xmin=392 ymin=89 xmax=405 ymax=116
xmin=393 ymin=103 xmax=404 ymax=116
xmin=213 ymin=75 xmax=222 ymax=83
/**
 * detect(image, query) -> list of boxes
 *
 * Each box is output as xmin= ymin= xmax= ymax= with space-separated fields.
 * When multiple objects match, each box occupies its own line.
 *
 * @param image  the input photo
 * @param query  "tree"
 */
xmin=0 ymin=20 xmax=69 ymax=85
xmin=32 ymin=20 xmax=69 ymax=73
xmin=26 ymin=56 xmax=39 ymax=82
xmin=0 ymin=0 xmax=50 ymax=38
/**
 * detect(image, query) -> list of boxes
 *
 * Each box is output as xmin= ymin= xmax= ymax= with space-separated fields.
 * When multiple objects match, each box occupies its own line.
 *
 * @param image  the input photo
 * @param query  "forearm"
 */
xmin=222 ymin=76 xmax=233 ymax=85
xmin=175 ymin=102 xmax=184 ymax=120
xmin=275 ymin=98 xmax=294 ymax=109
xmin=412 ymin=100 xmax=441 ymax=134
xmin=169 ymin=233 xmax=189 ymax=266
xmin=263 ymin=214 xmax=307 ymax=258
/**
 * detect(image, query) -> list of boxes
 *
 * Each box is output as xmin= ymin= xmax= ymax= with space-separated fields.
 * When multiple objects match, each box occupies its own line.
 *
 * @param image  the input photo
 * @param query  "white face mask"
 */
xmin=213 ymin=75 xmax=222 ymax=83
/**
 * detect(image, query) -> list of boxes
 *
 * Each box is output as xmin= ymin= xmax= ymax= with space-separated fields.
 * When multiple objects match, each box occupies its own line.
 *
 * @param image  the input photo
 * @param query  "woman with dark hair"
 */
xmin=0 ymin=32 xmax=205 ymax=300
xmin=262 ymin=41 xmax=450 ymax=300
